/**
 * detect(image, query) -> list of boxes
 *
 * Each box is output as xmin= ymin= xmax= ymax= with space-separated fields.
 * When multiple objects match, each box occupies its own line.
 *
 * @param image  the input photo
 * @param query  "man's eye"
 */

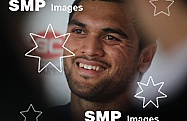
xmin=72 ymin=29 xmax=85 ymax=35
xmin=105 ymin=35 xmax=120 ymax=41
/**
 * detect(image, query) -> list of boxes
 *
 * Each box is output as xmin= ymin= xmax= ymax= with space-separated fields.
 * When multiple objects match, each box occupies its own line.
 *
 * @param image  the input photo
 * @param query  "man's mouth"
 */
xmin=76 ymin=62 xmax=106 ymax=71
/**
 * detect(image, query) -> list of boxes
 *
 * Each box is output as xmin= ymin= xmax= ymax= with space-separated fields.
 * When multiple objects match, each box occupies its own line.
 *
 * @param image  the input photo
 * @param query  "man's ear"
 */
xmin=138 ymin=43 xmax=157 ymax=73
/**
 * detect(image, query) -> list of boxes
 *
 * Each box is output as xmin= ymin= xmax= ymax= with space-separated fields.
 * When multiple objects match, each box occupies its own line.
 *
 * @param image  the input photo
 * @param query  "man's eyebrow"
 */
xmin=68 ymin=19 xmax=86 ymax=28
xmin=102 ymin=28 xmax=128 ymax=39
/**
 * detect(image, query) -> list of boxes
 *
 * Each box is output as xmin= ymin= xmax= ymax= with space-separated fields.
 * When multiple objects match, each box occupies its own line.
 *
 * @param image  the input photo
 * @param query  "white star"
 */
xmin=25 ymin=24 xmax=75 ymax=73
xmin=134 ymin=76 xmax=167 ymax=108
xmin=20 ymin=104 xmax=42 ymax=121
xmin=149 ymin=0 xmax=174 ymax=16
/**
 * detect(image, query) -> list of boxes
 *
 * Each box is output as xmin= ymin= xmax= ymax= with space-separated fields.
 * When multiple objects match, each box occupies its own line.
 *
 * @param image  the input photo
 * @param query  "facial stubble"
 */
xmin=63 ymin=55 xmax=139 ymax=102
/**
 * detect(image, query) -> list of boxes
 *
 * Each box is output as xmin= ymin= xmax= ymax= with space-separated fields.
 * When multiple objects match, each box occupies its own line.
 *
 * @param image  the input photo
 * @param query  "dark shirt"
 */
xmin=40 ymin=98 xmax=187 ymax=121
xmin=40 ymin=102 xmax=147 ymax=121
xmin=41 ymin=103 xmax=71 ymax=121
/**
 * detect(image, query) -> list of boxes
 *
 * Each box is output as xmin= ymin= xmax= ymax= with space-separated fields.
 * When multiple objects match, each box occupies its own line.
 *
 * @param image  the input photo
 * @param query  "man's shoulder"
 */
xmin=40 ymin=103 xmax=71 ymax=121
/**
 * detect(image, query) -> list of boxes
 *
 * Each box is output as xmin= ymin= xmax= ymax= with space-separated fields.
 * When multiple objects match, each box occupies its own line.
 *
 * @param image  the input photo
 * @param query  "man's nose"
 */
xmin=80 ymin=36 xmax=104 ymax=57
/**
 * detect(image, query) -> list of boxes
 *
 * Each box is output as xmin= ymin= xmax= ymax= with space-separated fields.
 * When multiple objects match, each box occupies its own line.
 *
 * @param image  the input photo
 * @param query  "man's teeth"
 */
xmin=79 ymin=63 xmax=104 ymax=71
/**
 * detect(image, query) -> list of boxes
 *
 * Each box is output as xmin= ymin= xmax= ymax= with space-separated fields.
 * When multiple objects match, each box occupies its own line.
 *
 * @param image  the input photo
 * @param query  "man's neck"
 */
xmin=71 ymin=92 xmax=134 ymax=121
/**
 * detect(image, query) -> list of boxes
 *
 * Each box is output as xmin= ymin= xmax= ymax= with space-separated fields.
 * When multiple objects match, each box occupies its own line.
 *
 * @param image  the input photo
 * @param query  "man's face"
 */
xmin=64 ymin=0 xmax=140 ymax=101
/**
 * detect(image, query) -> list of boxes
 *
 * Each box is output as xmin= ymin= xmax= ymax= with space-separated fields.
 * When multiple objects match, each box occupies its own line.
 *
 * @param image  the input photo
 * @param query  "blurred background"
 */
xmin=1 ymin=0 xmax=187 ymax=120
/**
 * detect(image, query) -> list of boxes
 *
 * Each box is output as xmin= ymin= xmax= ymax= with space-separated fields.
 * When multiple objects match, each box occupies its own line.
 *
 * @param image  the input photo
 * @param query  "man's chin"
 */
xmin=68 ymin=79 xmax=104 ymax=101
xmin=71 ymin=87 xmax=99 ymax=101
xmin=72 ymin=91 xmax=109 ymax=102
xmin=68 ymin=78 xmax=114 ymax=102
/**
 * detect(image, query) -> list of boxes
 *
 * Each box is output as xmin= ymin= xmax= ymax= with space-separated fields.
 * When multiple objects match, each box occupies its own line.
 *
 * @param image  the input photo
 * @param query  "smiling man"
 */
xmin=56 ymin=0 xmax=156 ymax=121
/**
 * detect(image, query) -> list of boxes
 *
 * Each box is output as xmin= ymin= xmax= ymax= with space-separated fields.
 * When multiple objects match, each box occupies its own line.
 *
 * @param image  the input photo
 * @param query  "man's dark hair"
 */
xmin=69 ymin=0 xmax=155 ymax=52
xmin=69 ymin=0 xmax=124 ymax=23
xmin=69 ymin=0 xmax=82 ymax=23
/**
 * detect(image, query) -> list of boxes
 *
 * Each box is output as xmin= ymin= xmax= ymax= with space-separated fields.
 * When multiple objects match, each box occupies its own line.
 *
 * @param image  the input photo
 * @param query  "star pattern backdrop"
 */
xmin=1 ymin=0 xmax=187 ymax=121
